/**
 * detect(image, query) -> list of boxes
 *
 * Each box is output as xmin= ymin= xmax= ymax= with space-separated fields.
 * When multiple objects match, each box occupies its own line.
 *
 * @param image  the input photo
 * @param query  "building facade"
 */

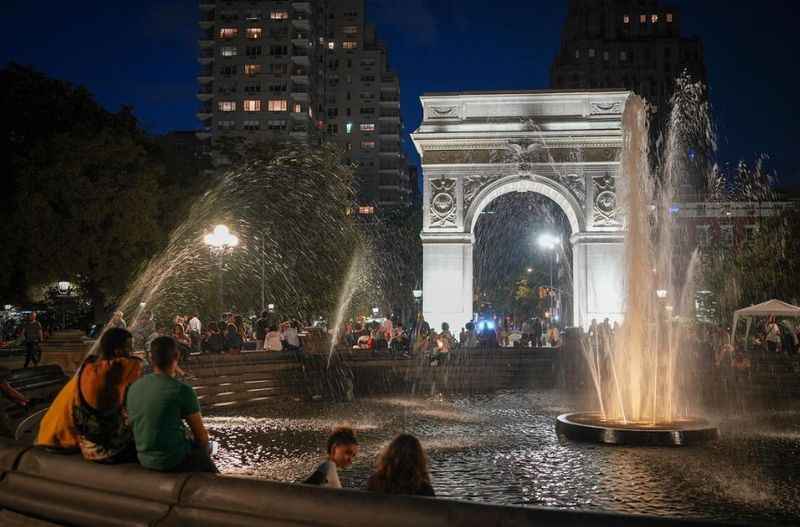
xmin=550 ymin=0 xmax=705 ymax=112
xmin=197 ymin=0 xmax=410 ymax=208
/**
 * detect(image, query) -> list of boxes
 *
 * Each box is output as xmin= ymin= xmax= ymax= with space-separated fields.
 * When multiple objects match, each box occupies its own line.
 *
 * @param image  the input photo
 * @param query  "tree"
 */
xmin=0 ymin=64 xmax=164 ymax=320
xmin=703 ymin=209 xmax=800 ymax=326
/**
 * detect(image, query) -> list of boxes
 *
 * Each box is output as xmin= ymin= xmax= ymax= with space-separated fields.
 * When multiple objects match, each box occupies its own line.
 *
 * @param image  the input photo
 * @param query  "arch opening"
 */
xmin=472 ymin=182 xmax=575 ymax=334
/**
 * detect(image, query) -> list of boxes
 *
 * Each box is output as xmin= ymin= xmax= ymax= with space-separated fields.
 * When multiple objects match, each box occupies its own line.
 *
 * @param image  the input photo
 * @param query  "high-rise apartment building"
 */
xmin=550 ymin=0 xmax=706 ymax=112
xmin=197 ymin=0 xmax=410 ymax=208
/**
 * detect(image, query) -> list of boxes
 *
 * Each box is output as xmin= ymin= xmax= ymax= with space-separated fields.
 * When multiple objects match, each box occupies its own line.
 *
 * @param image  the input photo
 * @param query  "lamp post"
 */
xmin=411 ymin=286 xmax=422 ymax=324
xmin=204 ymin=224 xmax=239 ymax=317
xmin=537 ymin=233 xmax=561 ymax=326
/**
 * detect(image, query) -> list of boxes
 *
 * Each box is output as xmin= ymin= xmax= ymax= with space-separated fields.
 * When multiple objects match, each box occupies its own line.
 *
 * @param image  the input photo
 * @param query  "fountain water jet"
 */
xmin=558 ymin=92 xmax=718 ymax=445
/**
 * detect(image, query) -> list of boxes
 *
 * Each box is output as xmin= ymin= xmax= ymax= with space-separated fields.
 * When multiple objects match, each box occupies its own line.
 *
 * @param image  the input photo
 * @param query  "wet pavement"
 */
xmin=205 ymin=389 xmax=800 ymax=525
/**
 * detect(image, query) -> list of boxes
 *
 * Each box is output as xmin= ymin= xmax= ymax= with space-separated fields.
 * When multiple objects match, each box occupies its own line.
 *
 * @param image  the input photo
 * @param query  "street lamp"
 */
xmin=204 ymin=224 xmax=239 ymax=316
xmin=537 ymin=233 xmax=561 ymax=326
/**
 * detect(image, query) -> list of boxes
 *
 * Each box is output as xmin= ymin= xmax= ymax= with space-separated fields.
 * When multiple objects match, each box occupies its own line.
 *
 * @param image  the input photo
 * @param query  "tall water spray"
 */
xmin=585 ymin=93 xmax=703 ymax=425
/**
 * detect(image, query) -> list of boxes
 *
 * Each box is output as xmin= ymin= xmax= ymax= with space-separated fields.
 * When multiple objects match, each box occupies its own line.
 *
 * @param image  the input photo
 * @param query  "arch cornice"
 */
xmin=465 ymin=174 xmax=585 ymax=236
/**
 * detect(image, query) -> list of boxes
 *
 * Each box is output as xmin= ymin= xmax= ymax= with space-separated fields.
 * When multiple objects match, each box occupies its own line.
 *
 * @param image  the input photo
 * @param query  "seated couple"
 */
xmin=37 ymin=328 xmax=216 ymax=473
xmin=305 ymin=427 xmax=435 ymax=497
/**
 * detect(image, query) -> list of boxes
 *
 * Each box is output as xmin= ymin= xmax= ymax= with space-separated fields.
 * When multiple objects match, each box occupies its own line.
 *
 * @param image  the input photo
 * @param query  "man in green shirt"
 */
xmin=125 ymin=336 xmax=217 ymax=473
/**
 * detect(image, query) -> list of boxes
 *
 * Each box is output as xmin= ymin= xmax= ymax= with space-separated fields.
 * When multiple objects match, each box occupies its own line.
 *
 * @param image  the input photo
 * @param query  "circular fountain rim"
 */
xmin=556 ymin=412 xmax=719 ymax=446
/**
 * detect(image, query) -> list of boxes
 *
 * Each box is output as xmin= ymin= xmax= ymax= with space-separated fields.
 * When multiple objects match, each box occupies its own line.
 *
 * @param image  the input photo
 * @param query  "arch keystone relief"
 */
xmin=413 ymin=90 xmax=631 ymax=331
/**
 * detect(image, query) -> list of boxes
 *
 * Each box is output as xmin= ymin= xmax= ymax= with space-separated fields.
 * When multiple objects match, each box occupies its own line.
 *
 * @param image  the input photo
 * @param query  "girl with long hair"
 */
xmin=367 ymin=434 xmax=435 ymax=497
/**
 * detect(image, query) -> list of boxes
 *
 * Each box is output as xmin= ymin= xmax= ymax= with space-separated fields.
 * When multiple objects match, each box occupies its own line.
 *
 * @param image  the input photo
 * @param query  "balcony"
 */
xmin=291 ymin=66 xmax=309 ymax=83
xmin=198 ymin=28 xmax=215 ymax=47
xmin=291 ymin=32 xmax=310 ymax=47
xmin=379 ymin=111 xmax=400 ymax=121
xmin=380 ymin=77 xmax=399 ymax=91
xmin=197 ymin=85 xmax=214 ymax=101
xmin=290 ymin=128 xmax=308 ymax=139
xmin=196 ymin=103 xmax=213 ymax=120
xmin=198 ymin=48 xmax=214 ymax=64
xmin=291 ymin=47 xmax=309 ymax=66
xmin=199 ymin=10 xmax=215 ymax=27
xmin=292 ymin=1 xmax=312 ymax=14
xmin=291 ymin=85 xmax=309 ymax=101
xmin=290 ymin=109 xmax=307 ymax=120
xmin=379 ymin=96 xmax=399 ymax=107
xmin=379 ymin=128 xmax=399 ymax=138
xmin=197 ymin=66 xmax=214 ymax=81
xmin=291 ymin=16 xmax=311 ymax=31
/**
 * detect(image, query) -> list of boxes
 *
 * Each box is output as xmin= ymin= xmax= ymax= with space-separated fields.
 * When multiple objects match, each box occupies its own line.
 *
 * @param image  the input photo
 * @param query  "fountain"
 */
xmin=557 ymin=90 xmax=718 ymax=446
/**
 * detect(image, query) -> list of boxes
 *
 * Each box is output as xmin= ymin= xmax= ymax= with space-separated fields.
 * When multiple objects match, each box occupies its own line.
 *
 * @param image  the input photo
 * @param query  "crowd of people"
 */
xmin=120 ymin=310 xmax=306 ymax=357
xmin=34 ymin=325 xmax=436 ymax=497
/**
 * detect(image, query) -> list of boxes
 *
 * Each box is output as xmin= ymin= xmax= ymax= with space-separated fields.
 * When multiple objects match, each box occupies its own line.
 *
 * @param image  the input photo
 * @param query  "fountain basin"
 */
xmin=556 ymin=412 xmax=718 ymax=446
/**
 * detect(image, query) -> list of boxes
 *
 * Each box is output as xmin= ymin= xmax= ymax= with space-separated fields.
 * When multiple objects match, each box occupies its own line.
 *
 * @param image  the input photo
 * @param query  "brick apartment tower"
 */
xmin=197 ymin=0 xmax=410 ymax=209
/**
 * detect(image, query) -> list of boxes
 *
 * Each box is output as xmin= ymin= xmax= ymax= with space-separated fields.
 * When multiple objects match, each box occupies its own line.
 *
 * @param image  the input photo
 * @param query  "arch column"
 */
xmin=421 ymin=233 xmax=473 ymax=332
xmin=571 ymin=232 xmax=626 ymax=329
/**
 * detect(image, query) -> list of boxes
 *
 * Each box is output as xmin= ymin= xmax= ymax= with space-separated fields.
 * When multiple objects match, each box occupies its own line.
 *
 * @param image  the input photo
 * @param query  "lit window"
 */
xmin=268 ymin=99 xmax=288 ymax=111
xmin=243 ymin=120 xmax=260 ymax=130
xmin=588 ymin=48 xmax=595 ymax=58
xmin=244 ymin=64 xmax=262 ymax=76
xmin=243 ymin=100 xmax=261 ymax=112
xmin=342 ymin=41 xmax=358 ymax=50
xmin=293 ymin=103 xmax=302 ymax=113
xmin=666 ymin=13 xmax=673 ymax=23
xmin=361 ymin=140 xmax=375 ymax=149
xmin=651 ymin=14 xmax=658 ymax=23
xmin=328 ymin=41 xmax=336 ymax=50
xmin=219 ymin=27 xmax=238 ymax=39
xmin=623 ymin=15 xmax=630 ymax=24
xmin=345 ymin=122 xmax=353 ymax=134
xmin=221 ymin=46 xmax=238 ymax=57
xmin=218 ymin=101 xmax=236 ymax=112
xmin=360 ymin=123 xmax=375 ymax=132
xmin=640 ymin=14 xmax=647 ymax=23
xmin=358 ymin=206 xmax=374 ymax=215
xmin=246 ymin=28 xmax=262 ymax=39
xmin=270 ymin=11 xmax=289 ymax=20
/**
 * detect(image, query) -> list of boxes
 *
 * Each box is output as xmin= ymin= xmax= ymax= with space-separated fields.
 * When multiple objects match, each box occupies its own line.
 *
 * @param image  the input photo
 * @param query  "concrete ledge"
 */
xmin=0 ymin=439 xmax=754 ymax=527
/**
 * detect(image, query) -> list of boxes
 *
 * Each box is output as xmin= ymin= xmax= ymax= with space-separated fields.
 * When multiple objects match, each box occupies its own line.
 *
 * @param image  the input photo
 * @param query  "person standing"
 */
xmin=126 ymin=336 xmax=217 ymax=473
xmin=109 ymin=311 xmax=127 ymax=329
xmin=264 ymin=325 xmax=283 ymax=352
xmin=766 ymin=316 xmax=782 ymax=353
xmin=187 ymin=314 xmax=202 ymax=352
xmin=23 ymin=312 xmax=43 ymax=368
xmin=255 ymin=311 xmax=269 ymax=350
xmin=281 ymin=320 xmax=301 ymax=353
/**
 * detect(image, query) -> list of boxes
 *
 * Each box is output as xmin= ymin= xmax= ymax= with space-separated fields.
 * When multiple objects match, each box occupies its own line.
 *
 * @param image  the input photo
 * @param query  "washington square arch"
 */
xmin=411 ymin=89 xmax=631 ymax=331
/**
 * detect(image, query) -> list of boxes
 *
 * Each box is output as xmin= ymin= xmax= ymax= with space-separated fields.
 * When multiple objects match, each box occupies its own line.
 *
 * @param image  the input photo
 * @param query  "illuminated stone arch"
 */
xmin=412 ymin=89 xmax=631 ymax=330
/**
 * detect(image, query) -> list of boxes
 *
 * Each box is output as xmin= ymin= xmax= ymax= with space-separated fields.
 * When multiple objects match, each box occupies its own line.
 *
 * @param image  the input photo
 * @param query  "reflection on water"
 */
xmin=205 ymin=390 xmax=800 ymax=525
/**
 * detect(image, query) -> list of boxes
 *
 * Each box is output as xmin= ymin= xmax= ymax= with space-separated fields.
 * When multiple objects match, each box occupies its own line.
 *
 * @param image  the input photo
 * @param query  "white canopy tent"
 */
xmin=731 ymin=299 xmax=800 ymax=347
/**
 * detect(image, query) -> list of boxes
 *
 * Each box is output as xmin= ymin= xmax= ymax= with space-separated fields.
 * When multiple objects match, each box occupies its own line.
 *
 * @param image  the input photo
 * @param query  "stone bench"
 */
xmin=1 ymin=365 xmax=68 ymax=439
xmin=0 ymin=438 xmax=743 ymax=527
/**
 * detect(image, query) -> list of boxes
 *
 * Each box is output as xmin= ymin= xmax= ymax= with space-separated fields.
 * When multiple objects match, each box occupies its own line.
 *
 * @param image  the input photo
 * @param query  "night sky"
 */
xmin=2 ymin=1 xmax=797 ymax=184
